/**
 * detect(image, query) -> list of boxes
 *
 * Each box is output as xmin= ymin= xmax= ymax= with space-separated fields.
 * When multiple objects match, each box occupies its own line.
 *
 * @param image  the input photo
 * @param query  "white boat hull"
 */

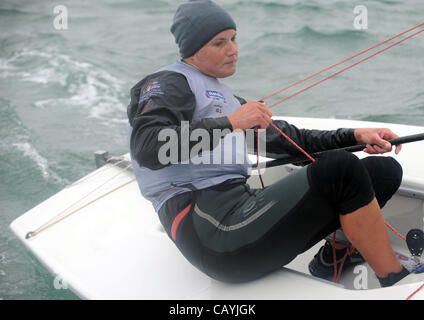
xmin=10 ymin=117 xmax=424 ymax=300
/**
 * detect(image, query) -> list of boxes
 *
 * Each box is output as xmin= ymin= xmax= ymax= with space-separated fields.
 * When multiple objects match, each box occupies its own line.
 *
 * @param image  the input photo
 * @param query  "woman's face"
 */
xmin=186 ymin=29 xmax=238 ymax=78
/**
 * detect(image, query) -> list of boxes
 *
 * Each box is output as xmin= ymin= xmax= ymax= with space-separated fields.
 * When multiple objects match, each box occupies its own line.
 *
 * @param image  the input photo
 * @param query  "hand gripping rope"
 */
xmin=254 ymin=22 xmax=424 ymax=299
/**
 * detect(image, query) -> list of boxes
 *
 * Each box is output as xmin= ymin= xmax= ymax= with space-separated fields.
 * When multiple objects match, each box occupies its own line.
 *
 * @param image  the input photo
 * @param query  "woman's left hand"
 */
xmin=354 ymin=128 xmax=402 ymax=155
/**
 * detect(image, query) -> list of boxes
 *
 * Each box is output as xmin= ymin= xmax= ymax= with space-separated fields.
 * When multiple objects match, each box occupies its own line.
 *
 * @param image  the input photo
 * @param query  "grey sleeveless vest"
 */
xmin=129 ymin=60 xmax=251 ymax=212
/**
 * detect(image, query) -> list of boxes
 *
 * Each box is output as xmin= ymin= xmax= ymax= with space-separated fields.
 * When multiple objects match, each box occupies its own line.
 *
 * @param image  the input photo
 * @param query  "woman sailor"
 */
xmin=127 ymin=0 xmax=409 ymax=287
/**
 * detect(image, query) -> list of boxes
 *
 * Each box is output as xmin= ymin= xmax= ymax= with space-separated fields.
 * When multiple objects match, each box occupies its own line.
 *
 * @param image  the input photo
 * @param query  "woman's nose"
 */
xmin=227 ymin=40 xmax=238 ymax=56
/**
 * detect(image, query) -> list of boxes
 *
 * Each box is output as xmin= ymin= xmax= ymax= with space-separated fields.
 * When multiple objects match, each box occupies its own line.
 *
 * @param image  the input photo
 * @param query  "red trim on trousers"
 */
xmin=171 ymin=204 xmax=192 ymax=241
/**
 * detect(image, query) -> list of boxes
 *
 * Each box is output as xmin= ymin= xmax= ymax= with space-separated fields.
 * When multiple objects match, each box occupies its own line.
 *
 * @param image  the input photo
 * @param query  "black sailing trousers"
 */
xmin=158 ymin=151 xmax=403 ymax=283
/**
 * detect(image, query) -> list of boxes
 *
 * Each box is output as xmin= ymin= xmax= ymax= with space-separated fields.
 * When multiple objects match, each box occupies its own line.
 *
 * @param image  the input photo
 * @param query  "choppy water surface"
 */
xmin=0 ymin=0 xmax=423 ymax=299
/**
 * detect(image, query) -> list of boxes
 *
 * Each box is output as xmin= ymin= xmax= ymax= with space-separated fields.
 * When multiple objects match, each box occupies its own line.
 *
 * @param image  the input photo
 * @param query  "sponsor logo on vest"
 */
xmin=205 ymin=90 xmax=226 ymax=103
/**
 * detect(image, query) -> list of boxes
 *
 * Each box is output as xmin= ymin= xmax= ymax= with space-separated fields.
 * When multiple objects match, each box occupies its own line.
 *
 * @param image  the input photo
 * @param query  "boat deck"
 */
xmin=10 ymin=117 xmax=424 ymax=299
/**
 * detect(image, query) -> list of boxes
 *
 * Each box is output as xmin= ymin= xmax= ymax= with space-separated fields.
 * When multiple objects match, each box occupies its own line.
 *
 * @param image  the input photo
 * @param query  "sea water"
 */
xmin=0 ymin=0 xmax=423 ymax=299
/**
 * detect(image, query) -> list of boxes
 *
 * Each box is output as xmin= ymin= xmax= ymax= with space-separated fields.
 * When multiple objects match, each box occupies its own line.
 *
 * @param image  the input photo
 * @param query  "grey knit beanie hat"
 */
xmin=171 ymin=0 xmax=237 ymax=58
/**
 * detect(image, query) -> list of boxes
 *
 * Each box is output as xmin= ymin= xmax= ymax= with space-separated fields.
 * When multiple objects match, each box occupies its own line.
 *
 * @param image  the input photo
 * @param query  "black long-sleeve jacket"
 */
xmin=127 ymin=70 xmax=357 ymax=170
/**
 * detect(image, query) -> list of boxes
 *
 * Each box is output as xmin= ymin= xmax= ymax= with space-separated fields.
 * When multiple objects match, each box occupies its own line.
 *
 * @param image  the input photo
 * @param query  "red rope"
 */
xmin=385 ymin=221 xmax=407 ymax=241
xmin=255 ymin=124 xmax=315 ymax=189
xmin=270 ymin=123 xmax=316 ymax=162
xmin=257 ymin=131 xmax=265 ymax=189
xmin=260 ymin=22 xmax=424 ymax=102
xmin=330 ymin=230 xmax=357 ymax=283
xmin=253 ymin=22 xmax=424 ymax=298
xmin=406 ymin=282 xmax=424 ymax=300
xmin=261 ymin=23 xmax=424 ymax=109
xmin=268 ymin=27 xmax=424 ymax=108
xmin=255 ymin=22 xmax=424 ymax=170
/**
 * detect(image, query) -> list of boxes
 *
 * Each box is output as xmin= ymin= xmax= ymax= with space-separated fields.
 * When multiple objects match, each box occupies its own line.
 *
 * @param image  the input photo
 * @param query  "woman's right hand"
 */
xmin=227 ymin=100 xmax=273 ymax=131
